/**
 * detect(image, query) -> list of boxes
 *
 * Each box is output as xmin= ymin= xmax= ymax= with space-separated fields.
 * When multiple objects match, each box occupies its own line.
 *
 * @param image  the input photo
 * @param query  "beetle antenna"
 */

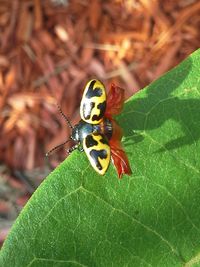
xmin=57 ymin=104 xmax=73 ymax=129
xmin=46 ymin=139 xmax=71 ymax=156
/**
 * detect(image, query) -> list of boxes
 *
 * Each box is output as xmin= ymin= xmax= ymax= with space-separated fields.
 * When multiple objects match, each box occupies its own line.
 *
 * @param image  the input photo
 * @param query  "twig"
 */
xmin=32 ymin=60 xmax=71 ymax=88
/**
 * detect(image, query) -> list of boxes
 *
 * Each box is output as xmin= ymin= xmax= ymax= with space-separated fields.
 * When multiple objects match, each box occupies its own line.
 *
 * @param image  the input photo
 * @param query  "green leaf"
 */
xmin=1 ymin=49 xmax=200 ymax=267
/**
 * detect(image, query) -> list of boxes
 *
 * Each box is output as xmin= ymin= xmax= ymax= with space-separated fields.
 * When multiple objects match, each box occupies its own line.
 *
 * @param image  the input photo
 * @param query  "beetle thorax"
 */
xmin=71 ymin=118 xmax=112 ymax=143
xmin=71 ymin=120 xmax=93 ymax=142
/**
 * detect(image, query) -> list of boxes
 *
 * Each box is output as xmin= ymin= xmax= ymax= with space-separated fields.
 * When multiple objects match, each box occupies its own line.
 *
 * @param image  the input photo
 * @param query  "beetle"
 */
xmin=47 ymin=79 xmax=131 ymax=178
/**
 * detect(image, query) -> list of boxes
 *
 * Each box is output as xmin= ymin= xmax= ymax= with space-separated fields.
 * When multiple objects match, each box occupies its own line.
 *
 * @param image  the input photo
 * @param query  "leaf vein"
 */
xmin=81 ymin=187 xmax=183 ymax=263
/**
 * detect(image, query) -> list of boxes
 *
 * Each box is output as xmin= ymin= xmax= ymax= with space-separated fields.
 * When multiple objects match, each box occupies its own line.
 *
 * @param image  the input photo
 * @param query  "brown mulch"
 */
xmin=0 ymin=0 xmax=199 ymax=245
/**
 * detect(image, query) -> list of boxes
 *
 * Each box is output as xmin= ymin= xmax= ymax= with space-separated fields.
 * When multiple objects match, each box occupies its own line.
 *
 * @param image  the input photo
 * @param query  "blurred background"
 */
xmin=0 ymin=0 xmax=199 ymax=246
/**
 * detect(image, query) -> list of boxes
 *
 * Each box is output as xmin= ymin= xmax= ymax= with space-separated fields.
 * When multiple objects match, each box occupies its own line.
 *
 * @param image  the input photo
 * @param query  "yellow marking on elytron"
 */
xmin=83 ymin=133 xmax=110 ymax=175
xmin=80 ymin=79 xmax=106 ymax=124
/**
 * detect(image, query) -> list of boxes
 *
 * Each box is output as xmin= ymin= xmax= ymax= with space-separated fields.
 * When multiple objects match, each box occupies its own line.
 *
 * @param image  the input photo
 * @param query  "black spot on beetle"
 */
xmin=85 ymin=80 xmax=103 ymax=98
xmin=90 ymin=149 xmax=107 ymax=170
xmin=92 ymin=101 xmax=106 ymax=121
xmin=83 ymin=102 xmax=95 ymax=120
xmin=85 ymin=135 xmax=98 ymax=148
xmin=99 ymin=135 xmax=108 ymax=145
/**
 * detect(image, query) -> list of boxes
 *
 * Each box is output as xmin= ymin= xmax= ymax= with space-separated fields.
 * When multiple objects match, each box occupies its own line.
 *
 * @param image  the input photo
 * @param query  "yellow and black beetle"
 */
xmin=47 ymin=79 xmax=131 ymax=178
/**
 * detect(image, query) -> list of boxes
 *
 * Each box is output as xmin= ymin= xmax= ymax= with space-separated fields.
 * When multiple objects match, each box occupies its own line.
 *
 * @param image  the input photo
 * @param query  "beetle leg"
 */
xmin=66 ymin=144 xmax=79 ymax=154
xmin=78 ymin=145 xmax=84 ymax=152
